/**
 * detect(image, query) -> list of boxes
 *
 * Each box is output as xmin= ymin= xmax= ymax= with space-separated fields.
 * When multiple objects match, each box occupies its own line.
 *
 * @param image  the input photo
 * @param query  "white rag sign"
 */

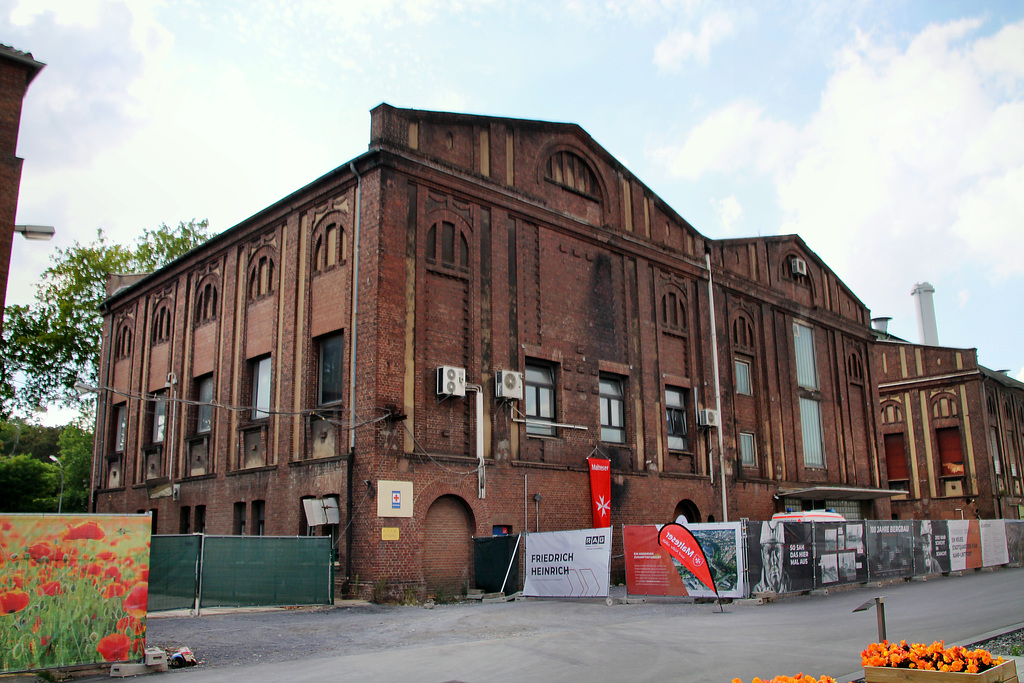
xmin=523 ymin=528 xmax=611 ymax=597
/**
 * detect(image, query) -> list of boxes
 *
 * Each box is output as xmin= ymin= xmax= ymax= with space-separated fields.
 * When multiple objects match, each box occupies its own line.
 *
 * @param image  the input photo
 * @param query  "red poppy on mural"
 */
xmin=122 ymin=584 xmax=148 ymax=618
xmin=96 ymin=633 xmax=131 ymax=662
xmin=0 ymin=589 xmax=30 ymax=614
xmin=63 ymin=522 xmax=106 ymax=541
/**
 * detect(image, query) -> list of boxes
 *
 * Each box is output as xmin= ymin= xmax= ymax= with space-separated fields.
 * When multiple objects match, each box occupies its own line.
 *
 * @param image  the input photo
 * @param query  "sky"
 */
xmin=4 ymin=0 xmax=1024 ymax=424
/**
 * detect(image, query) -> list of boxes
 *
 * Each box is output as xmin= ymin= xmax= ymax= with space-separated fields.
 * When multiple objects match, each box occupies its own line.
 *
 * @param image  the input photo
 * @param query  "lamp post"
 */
xmin=49 ymin=455 xmax=64 ymax=514
xmin=13 ymin=225 xmax=55 ymax=240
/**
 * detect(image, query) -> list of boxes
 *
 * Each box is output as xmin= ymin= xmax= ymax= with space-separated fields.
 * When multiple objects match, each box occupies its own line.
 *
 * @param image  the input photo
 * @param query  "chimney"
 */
xmin=911 ymin=282 xmax=939 ymax=346
xmin=871 ymin=317 xmax=892 ymax=335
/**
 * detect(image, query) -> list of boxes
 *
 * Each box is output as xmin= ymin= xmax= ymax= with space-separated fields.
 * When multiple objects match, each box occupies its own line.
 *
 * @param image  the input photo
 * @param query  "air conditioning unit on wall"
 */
xmin=436 ymin=366 xmax=467 ymax=397
xmin=698 ymin=409 xmax=720 ymax=428
xmin=790 ymin=257 xmax=808 ymax=277
xmin=495 ymin=370 xmax=524 ymax=400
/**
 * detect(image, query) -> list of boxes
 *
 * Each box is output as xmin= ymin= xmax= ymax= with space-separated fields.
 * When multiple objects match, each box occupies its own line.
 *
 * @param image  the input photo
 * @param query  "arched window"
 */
xmin=932 ymin=394 xmax=959 ymax=419
xmin=881 ymin=402 xmax=904 ymax=425
xmin=425 ymin=221 xmax=469 ymax=273
xmin=115 ymin=323 xmax=133 ymax=359
xmin=313 ymin=222 xmax=346 ymax=274
xmin=847 ymin=352 xmax=864 ymax=383
xmin=731 ymin=314 xmax=754 ymax=349
xmin=249 ymin=254 xmax=275 ymax=300
xmin=152 ymin=304 xmax=171 ymax=344
xmin=660 ymin=291 xmax=686 ymax=330
xmin=195 ymin=281 xmax=219 ymax=325
xmin=546 ymin=150 xmax=599 ymax=199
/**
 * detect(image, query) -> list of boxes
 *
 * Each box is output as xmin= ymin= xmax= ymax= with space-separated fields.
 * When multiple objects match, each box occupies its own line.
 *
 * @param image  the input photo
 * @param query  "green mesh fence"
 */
xmin=199 ymin=536 xmax=334 ymax=608
xmin=149 ymin=535 xmax=201 ymax=611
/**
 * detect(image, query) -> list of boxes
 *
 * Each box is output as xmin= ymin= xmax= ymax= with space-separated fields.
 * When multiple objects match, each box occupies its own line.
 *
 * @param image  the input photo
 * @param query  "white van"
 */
xmin=770 ymin=510 xmax=846 ymax=523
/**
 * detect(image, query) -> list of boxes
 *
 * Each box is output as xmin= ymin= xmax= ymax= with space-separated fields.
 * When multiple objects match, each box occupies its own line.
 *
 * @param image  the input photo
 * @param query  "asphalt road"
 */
xmin=136 ymin=567 xmax=1024 ymax=683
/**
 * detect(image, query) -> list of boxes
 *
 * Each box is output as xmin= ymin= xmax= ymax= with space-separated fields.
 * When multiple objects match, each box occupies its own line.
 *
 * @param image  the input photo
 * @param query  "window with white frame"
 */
xmin=740 ymin=431 xmax=757 ymax=467
xmin=252 ymin=356 xmax=272 ymax=419
xmin=735 ymin=359 xmax=752 ymax=395
xmin=525 ymin=362 xmax=556 ymax=436
xmin=665 ymin=387 xmax=689 ymax=452
xmin=151 ymin=391 xmax=167 ymax=444
xmin=800 ymin=396 xmax=825 ymax=468
xmin=599 ymin=374 xmax=625 ymax=444
xmin=793 ymin=322 xmax=818 ymax=390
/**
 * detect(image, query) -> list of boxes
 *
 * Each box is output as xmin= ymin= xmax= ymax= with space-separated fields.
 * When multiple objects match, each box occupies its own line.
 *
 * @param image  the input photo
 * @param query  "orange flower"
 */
xmin=102 ymin=583 xmax=128 ymax=599
xmin=0 ymin=588 xmax=30 ymax=614
xmin=96 ymin=633 xmax=131 ymax=662
xmin=122 ymin=584 xmax=148 ymax=618
xmin=63 ymin=521 xmax=106 ymax=541
xmin=37 ymin=580 xmax=62 ymax=597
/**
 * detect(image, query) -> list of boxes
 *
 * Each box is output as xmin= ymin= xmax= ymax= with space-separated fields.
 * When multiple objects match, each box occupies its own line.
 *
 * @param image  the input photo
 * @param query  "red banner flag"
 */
xmin=657 ymin=522 xmax=718 ymax=596
xmin=588 ymin=457 xmax=611 ymax=528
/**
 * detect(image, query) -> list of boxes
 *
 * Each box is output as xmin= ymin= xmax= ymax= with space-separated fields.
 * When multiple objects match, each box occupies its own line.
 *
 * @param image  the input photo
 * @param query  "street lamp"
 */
xmin=49 ymin=455 xmax=64 ymax=514
xmin=14 ymin=225 xmax=55 ymax=241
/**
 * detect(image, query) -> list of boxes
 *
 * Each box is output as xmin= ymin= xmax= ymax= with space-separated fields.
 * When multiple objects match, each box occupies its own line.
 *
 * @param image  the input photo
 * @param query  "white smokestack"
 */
xmin=911 ymin=282 xmax=939 ymax=346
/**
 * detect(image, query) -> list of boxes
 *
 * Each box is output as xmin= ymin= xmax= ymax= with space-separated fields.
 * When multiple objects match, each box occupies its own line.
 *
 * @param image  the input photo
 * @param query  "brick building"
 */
xmin=874 ymin=336 xmax=1024 ymax=521
xmin=0 ymin=44 xmax=45 ymax=331
xmin=91 ymin=105 xmax=894 ymax=597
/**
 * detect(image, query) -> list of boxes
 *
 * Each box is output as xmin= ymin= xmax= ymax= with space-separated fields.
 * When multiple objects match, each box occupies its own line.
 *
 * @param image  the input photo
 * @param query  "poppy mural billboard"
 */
xmin=0 ymin=514 xmax=151 ymax=674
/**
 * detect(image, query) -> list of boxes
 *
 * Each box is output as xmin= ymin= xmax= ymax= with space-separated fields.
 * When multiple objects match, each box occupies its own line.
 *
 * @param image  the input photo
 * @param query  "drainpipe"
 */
xmin=466 ymin=384 xmax=486 ymax=498
xmin=706 ymin=249 xmax=728 ymax=522
xmin=346 ymin=160 xmax=363 ymax=588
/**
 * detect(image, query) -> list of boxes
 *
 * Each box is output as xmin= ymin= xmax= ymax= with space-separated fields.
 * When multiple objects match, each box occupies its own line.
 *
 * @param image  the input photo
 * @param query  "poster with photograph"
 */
xmin=1006 ymin=521 xmax=1024 ymax=566
xmin=913 ymin=520 xmax=950 ymax=575
xmin=744 ymin=521 xmax=814 ymax=595
xmin=623 ymin=524 xmax=744 ymax=599
xmin=866 ymin=520 xmax=914 ymax=580
xmin=0 ymin=514 xmax=151 ymax=674
xmin=979 ymin=520 xmax=1009 ymax=567
xmin=814 ymin=522 xmax=867 ymax=586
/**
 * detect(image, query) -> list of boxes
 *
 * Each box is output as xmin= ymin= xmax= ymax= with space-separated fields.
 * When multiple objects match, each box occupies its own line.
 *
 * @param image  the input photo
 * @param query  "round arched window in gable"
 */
xmin=425 ymin=220 xmax=469 ymax=273
xmin=248 ymin=253 xmax=275 ymax=300
xmin=546 ymin=150 xmax=599 ymax=200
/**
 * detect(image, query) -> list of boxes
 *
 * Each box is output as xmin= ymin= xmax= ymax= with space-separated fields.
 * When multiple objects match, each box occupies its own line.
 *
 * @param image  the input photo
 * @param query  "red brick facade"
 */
xmin=92 ymin=105 xmax=894 ymax=597
xmin=0 ymin=45 xmax=44 ymax=331
xmin=873 ymin=340 xmax=1024 ymax=520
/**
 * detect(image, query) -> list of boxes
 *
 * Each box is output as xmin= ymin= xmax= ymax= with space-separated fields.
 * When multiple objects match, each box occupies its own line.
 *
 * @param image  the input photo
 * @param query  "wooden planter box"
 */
xmin=864 ymin=660 xmax=1018 ymax=683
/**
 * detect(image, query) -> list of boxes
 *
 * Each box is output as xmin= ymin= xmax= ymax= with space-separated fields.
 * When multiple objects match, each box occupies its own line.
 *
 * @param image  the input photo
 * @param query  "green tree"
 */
xmin=0 ymin=453 xmax=57 ymax=512
xmin=1 ymin=219 xmax=210 ymax=417
xmin=0 ymin=418 xmax=61 ymax=459
xmin=56 ymin=423 xmax=93 ymax=513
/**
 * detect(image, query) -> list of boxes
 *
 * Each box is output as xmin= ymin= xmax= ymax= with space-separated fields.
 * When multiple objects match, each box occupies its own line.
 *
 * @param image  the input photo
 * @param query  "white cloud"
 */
xmin=711 ymin=195 xmax=743 ymax=236
xmin=654 ymin=11 xmax=736 ymax=69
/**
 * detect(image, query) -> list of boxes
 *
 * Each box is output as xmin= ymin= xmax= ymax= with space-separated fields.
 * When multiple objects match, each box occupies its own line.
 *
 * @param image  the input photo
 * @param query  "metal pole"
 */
xmin=499 ymin=533 xmax=522 ymax=595
xmin=876 ymin=597 xmax=886 ymax=642
xmin=705 ymin=250 xmax=728 ymax=522
xmin=49 ymin=456 xmax=64 ymax=513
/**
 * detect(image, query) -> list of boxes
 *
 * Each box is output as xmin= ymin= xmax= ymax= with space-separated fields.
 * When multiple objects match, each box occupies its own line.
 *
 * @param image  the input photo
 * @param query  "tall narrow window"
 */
xmin=194 ymin=505 xmax=206 ymax=534
xmin=233 ymin=502 xmax=246 ymax=535
xmin=318 ymin=333 xmax=345 ymax=405
xmin=114 ymin=405 xmax=127 ymax=452
xmin=739 ymin=432 xmax=757 ymax=467
xmin=151 ymin=391 xmax=167 ymax=444
xmin=179 ymin=507 xmax=191 ymax=534
xmin=800 ymin=397 xmax=825 ymax=468
xmin=599 ymin=375 xmax=625 ymax=444
xmin=525 ymin=362 xmax=556 ymax=437
xmin=937 ymin=427 xmax=964 ymax=477
xmin=196 ymin=375 xmax=214 ymax=433
xmin=735 ymin=359 xmax=752 ymax=395
xmin=884 ymin=432 xmax=909 ymax=481
xmin=665 ymin=387 xmax=689 ymax=452
xmin=251 ymin=500 xmax=266 ymax=536
xmin=252 ymin=356 xmax=272 ymax=419
xmin=793 ymin=322 xmax=818 ymax=390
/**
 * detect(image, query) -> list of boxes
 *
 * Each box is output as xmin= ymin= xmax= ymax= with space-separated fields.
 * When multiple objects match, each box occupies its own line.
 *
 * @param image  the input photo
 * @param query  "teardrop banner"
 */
xmin=657 ymin=522 xmax=722 ymax=609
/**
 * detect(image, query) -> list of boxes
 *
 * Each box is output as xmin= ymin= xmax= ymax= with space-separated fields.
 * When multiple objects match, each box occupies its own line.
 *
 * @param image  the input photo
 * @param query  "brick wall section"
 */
xmin=94 ymin=104 xmax=904 ymax=600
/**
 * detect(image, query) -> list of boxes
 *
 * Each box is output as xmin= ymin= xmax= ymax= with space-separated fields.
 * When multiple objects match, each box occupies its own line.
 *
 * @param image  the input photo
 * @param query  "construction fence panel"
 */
xmin=149 ymin=534 xmax=201 ymax=612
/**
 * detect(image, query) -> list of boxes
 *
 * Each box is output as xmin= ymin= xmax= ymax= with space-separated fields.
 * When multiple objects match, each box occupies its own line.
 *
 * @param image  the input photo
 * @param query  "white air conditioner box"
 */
xmin=495 ymin=370 xmax=525 ymax=400
xmin=697 ymin=409 xmax=720 ymax=428
xmin=790 ymin=257 xmax=808 ymax=277
xmin=436 ymin=366 xmax=467 ymax=397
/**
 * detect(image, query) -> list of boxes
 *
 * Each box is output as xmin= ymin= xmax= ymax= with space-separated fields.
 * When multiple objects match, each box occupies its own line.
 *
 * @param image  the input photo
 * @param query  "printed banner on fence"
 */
xmin=948 ymin=520 xmax=982 ymax=572
xmin=914 ymin=520 xmax=951 ymax=575
xmin=744 ymin=521 xmax=814 ymax=594
xmin=979 ymin=520 xmax=1009 ymax=567
xmin=814 ymin=522 xmax=868 ymax=586
xmin=588 ymin=458 xmax=612 ymax=528
xmin=658 ymin=523 xmax=717 ymax=595
xmin=0 ymin=514 xmax=151 ymax=674
xmin=523 ymin=528 xmax=611 ymax=597
xmin=624 ymin=523 xmax=743 ymax=598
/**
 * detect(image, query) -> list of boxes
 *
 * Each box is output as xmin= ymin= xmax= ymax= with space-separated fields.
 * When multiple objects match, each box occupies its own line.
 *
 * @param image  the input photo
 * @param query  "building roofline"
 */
xmin=0 ymin=44 xmax=45 ymax=85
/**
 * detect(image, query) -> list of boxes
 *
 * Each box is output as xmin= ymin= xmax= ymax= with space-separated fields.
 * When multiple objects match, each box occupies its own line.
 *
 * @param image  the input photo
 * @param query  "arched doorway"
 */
xmin=423 ymin=494 xmax=475 ymax=598
xmin=673 ymin=499 xmax=701 ymax=525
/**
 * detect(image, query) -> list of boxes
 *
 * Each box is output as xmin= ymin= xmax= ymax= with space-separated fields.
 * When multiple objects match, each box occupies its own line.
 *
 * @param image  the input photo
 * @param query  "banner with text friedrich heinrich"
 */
xmin=522 ymin=528 xmax=611 ymax=598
